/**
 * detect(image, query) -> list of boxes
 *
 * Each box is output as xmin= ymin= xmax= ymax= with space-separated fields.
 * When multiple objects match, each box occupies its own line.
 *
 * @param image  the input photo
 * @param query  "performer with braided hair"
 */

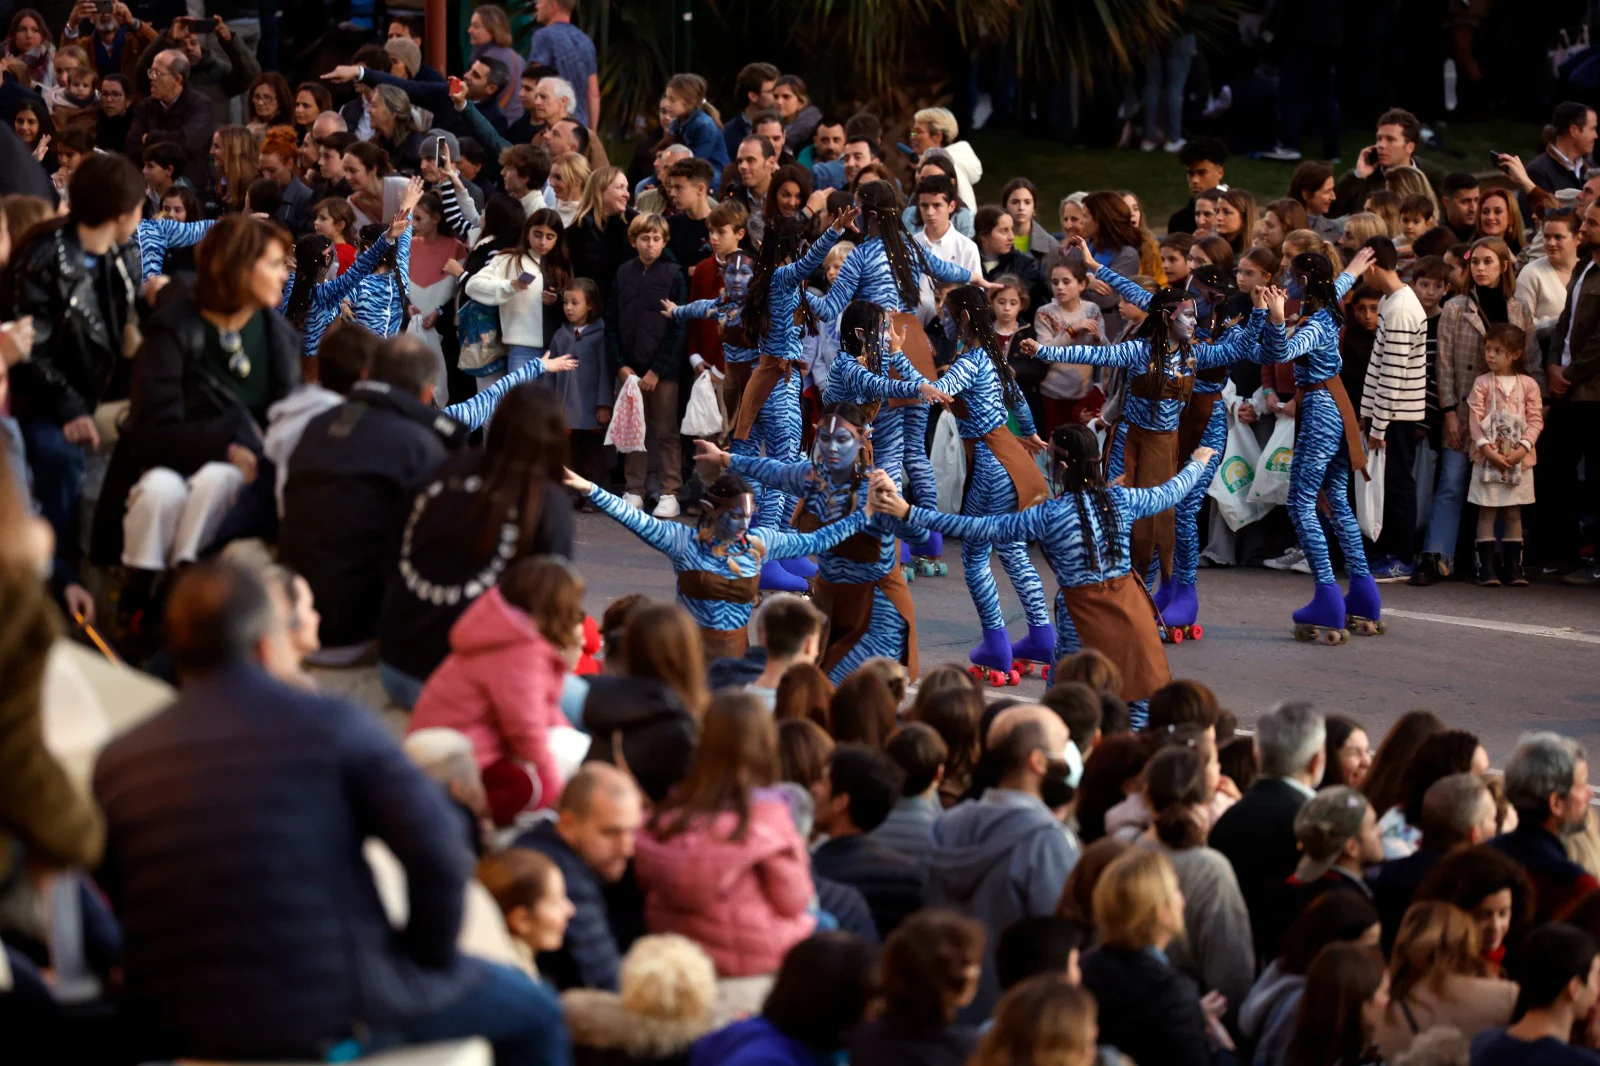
xmin=869 ymin=426 xmax=1216 ymax=724
xmin=560 ymin=468 xmax=869 ymax=660
xmin=1255 ymin=248 xmax=1385 ymax=644
xmin=695 ymin=400 xmax=937 ymax=682
xmin=931 ymin=285 xmax=1055 ymax=685
xmin=731 ymin=206 xmax=858 ymax=591
xmin=811 ymin=180 xmax=989 ymax=575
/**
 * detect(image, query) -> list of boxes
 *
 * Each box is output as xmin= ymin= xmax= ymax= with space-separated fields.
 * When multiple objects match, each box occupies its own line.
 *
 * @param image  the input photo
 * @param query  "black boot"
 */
xmin=1503 ymin=541 xmax=1529 ymax=587
xmin=1475 ymin=542 xmax=1501 ymax=587
xmin=1409 ymin=552 xmax=1440 ymax=586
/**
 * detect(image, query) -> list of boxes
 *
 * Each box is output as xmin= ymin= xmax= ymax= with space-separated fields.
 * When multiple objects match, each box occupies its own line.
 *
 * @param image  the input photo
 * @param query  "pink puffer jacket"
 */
xmin=634 ymin=792 xmax=816 ymax=977
xmin=409 ymin=587 xmax=569 ymax=808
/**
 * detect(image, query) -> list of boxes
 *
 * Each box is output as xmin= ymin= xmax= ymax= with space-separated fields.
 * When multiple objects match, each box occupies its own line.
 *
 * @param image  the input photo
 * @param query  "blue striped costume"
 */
xmin=672 ymin=296 xmax=760 ymax=479
xmin=1255 ymin=274 xmax=1371 ymax=589
xmin=730 ymin=454 xmax=929 ymax=682
xmin=586 ymin=483 xmax=868 ymax=634
xmin=739 ymin=227 xmax=842 ymax=530
xmin=904 ymin=459 xmax=1208 ymax=724
xmin=440 ymin=357 xmax=551 ymax=431
xmin=811 ymin=237 xmax=971 ymax=509
xmin=279 ymin=233 xmax=395 ymax=358
xmin=936 ymin=343 xmax=1051 ymax=634
xmin=820 ymin=349 xmax=929 ymax=486
xmin=136 ymin=218 xmax=214 ymax=280
xmin=348 ymin=225 xmax=412 ymax=337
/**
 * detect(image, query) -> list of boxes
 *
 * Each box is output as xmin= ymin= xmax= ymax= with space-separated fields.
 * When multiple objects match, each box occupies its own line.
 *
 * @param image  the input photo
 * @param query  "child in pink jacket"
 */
xmin=1465 ymin=323 xmax=1543 ymax=587
xmin=410 ymin=557 xmax=585 ymax=823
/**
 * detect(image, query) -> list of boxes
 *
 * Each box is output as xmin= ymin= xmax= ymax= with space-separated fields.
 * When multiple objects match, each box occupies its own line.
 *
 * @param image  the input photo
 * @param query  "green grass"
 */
xmin=968 ymin=118 xmax=1537 ymax=229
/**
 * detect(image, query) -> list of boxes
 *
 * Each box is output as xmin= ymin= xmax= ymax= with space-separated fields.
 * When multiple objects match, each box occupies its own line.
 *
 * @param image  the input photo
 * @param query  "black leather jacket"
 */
xmin=3 ymin=221 xmax=141 ymax=425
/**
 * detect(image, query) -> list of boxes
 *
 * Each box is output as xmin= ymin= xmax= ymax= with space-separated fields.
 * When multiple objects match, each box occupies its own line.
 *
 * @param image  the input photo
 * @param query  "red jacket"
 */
xmin=635 ymin=792 xmax=815 ymax=976
xmin=409 ymin=587 xmax=569 ymax=809
xmin=686 ymin=255 xmax=725 ymax=372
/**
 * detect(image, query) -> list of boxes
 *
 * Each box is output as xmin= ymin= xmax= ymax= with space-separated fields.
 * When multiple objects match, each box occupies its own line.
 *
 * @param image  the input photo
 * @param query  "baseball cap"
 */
xmin=1293 ymin=786 xmax=1371 ymax=882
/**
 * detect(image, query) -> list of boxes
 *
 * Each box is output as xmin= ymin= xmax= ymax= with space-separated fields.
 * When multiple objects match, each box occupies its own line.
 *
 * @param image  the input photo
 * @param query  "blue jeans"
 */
xmin=378 ymin=661 xmax=427 ymax=709
xmin=1142 ymin=33 xmax=1197 ymax=144
xmin=1277 ymin=43 xmax=1341 ymax=159
xmin=507 ymin=345 xmax=545 ymax=376
xmin=1423 ymin=447 xmax=1473 ymax=563
xmin=392 ymin=961 xmax=570 ymax=1066
xmin=19 ymin=417 xmax=86 ymax=557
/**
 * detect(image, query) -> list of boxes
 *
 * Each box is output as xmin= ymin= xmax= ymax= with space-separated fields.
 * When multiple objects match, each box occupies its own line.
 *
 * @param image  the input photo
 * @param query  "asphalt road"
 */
xmin=566 ymin=513 xmax=1600 ymax=764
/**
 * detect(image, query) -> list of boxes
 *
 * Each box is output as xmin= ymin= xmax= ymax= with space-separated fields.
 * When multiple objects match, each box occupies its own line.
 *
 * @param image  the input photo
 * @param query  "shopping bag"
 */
xmin=1209 ymin=407 xmax=1274 ymax=530
xmin=680 ymin=369 xmax=723 ymax=438
xmin=604 ymin=376 xmax=647 ymax=453
xmin=1356 ymin=445 xmax=1386 ymax=541
xmin=931 ymin=408 xmax=966 ymax=514
xmin=1248 ymin=415 xmax=1295 ymax=506
xmin=1413 ymin=440 xmax=1436 ymax=532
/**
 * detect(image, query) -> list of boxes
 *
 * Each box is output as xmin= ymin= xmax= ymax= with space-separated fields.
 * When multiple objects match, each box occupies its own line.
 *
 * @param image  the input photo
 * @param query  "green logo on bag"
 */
xmin=1264 ymin=446 xmax=1294 ymax=473
xmin=1220 ymin=457 xmax=1254 ymax=493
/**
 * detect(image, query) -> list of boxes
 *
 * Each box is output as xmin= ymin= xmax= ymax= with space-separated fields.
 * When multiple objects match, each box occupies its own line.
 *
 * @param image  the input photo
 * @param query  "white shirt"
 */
xmin=914 ymin=224 xmax=980 ymax=322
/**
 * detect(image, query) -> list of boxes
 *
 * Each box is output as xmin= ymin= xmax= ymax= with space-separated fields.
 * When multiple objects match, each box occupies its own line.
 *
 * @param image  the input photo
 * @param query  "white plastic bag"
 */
xmin=1356 ymin=445 xmax=1386 ymax=541
xmin=1209 ymin=406 xmax=1274 ymax=530
xmin=604 ymin=376 xmax=647 ymax=453
xmin=931 ymin=408 xmax=966 ymax=514
xmin=1248 ymin=415 xmax=1295 ymax=506
xmin=680 ymin=369 xmax=724 ymax=438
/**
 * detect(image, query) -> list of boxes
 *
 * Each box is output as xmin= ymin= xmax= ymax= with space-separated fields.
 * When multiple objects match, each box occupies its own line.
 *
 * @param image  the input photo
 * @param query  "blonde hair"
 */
xmin=1092 ymin=845 xmax=1182 ymax=950
xmin=1467 ymin=236 xmax=1518 ymax=299
xmin=470 ymin=4 xmax=513 ymax=47
xmin=1388 ymin=901 xmax=1486 ymax=1004
xmin=1364 ymin=189 xmax=1403 ymax=238
xmin=1386 ymin=164 xmax=1440 ymax=217
xmin=1283 ymin=228 xmax=1343 ymax=272
xmin=665 ymin=73 xmax=720 ymax=127
xmin=912 ymin=107 xmax=959 ymax=144
xmin=970 ymin=976 xmax=1098 ymax=1066
xmin=822 ymin=240 xmax=854 ymax=273
xmin=620 ymin=933 xmax=717 ymax=1022
xmin=1340 ymin=212 xmax=1389 ymax=249
xmin=550 ymin=151 xmax=591 ymax=202
xmin=628 ymin=213 xmax=669 ymax=243
xmin=1475 ymin=188 xmax=1527 ymax=251
xmin=575 ymin=165 xmax=626 ymax=228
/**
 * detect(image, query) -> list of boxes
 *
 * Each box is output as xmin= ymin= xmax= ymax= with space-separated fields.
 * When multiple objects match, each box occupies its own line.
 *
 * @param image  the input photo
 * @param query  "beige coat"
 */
xmin=1375 ymin=974 xmax=1518 ymax=1061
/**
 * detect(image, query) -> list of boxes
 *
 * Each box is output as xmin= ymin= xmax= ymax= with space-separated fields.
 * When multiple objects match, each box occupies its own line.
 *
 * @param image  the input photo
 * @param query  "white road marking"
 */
xmin=1382 ymin=608 xmax=1600 ymax=646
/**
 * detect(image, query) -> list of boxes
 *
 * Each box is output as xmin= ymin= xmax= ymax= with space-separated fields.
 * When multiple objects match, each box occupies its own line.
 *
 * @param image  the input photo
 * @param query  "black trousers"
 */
xmin=1375 ymin=424 xmax=1420 ymax=562
xmin=1539 ymin=399 xmax=1600 ymax=562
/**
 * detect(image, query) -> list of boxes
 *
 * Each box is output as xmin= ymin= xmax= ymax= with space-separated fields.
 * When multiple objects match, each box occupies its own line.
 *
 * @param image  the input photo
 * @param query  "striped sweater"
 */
xmin=1360 ymin=286 xmax=1428 ymax=439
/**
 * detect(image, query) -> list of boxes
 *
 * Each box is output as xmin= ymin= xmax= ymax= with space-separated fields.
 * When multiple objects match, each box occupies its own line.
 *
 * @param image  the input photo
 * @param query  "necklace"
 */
xmin=219 ymin=327 xmax=250 ymax=378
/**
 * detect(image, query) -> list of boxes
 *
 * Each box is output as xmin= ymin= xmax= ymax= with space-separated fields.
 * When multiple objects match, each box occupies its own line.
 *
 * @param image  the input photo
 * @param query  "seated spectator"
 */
xmin=1469 ymin=923 xmax=1600 ymax=1066
xmin=262 ymin=319 xmax=375 ymax=514
xmin=907 ymin=665 xmax=983 ymax=807
xmin=874 ymin=723 xmax=949 ymax=870
xmin=1285 ymin=942 xmax=1391 ymax=1066
xmin=1363 ymin=710 xmax=1447 ymax=855
xmin=971 ymin=976 xmax=1098 ymax=1066
xmin=774 ymin=662 xmax=833 ymax=727
xmin=927 ymin=704 xmax=1081 ymax=1021
xmin=1372 ymin=773 xmax=1500 ymax=953
xmin=634 ymin=691 xmax=814 ymax=978
xmin=1321 ymin=715 xmax=1374 ymax=789
xmin=410 ymin=556 xmax=586 ymax=825
xmin=848 ymin=910 xmax=985 ymax=1066
xmin=280 ymin=335 xmax=466 ymax=656
xmin=687 ymin=932 xmax=880 ymax=1066
xmin=1378 ymin=730 xmax=1491 ymax=860
xmin=1055 ymin=835 xmax=1131 ymax=935
xmin=1416 ymin=847 xmax=1536 ymax=978
xmin=515 ymin=764 xmax=643 ymax=992
xmin=741 ymin=594 xmax=824 ymax=708
xmin=1081 ymin=846 xmax=1212 ymax=1066
xmin=777 ymin=717 xmax=834 ymax=816
xmin=476 ymin=847 xmax=577 ymax=986
xmin=828 ymin=667 xmax=898 ymax=748
xmin=561 ymin=934 xmax=719 ymax=1066
xmin=1376 ymin=902 xmax=1518 ymax=1060
xmin=1106 ymin=722 xmax=1234 ymax=840
xmin=1074 ymin=734 xmax=1148 ymax=846
xmin=93 ymin=560 xmax=562 ymax=1063
xmin=1492 ymin=733 xmax=1599 ymax=923
xmin=1260 ymin=786 xmax=1384 ymax=963
xmin=813 ymin=744 xmax=925 ymax=938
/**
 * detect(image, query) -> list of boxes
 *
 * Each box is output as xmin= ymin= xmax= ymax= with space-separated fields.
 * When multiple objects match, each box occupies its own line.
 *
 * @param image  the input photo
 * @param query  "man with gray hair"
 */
xmin=1372 ymin=772 xmax=1498 ymax=952
xmin=1208 ymin=700 xmax=1326 ymax=961
xmin=1493 ymin=732 xmax=1598 ymax=922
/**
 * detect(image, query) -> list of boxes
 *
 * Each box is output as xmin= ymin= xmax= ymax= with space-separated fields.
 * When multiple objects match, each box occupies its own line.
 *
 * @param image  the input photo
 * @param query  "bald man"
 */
xmin=513 ymin=764 xmax=642 ymax=991
xmin=927 ymin=702 xmax=1081 ymax=1022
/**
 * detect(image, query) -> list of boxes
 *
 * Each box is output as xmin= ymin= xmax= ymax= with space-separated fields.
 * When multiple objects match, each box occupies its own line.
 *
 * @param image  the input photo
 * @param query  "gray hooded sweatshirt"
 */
xmin=926 ymin=788 xmax=1080 ymax=1022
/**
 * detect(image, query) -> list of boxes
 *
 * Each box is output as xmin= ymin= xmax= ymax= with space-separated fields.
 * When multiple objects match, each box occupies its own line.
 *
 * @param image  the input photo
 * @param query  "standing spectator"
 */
xmin=662 ymin=73 xmax=728 ymax=188
xmin=1523 ymin=102 xmax=1597 ymax=210
xmin=1468 ymin=924 xmax=1600 ymax=1066
xmin=1001 ymin=177 xmax=1060 ymax=260
xmin=1516 ymin=210 xmax=1579 ymax=329
xmin=876 ymin=723 xmax=949 ymax=870
xmin=813 ymin=744 xmax=926 ymax=939
xmin=4 ymin=8 xmax=55 ymax=88
xmin=515 ymin=763 xmax=644 ymax=992
xmin=126 ymin=47 xmax=214 ymax=183
xmin=1289 ymin=163 xmax=1342 ymax=241
xmin=1332 ymin=108 xmax=1444 ymax=218
xmin=258 ymin=125 xmax=315 ymax=235
xmin=1492 ymin=733 xmax=1599 ymax=923
xmin=773 ymin=74 xmax=821 ymax=156
xmin=1375 ymin=902 xmax=1517 ymax=1060
xmin=926 ymin=705 xmax=1081 ymax=1022
xmin=468 ymin=5 xmax=525 ymax=124
xmin=135 ymin=16 xmax=259 ymax=130
xmin=1209 ymin=701 xmax=1325 ymax=963
xmin=848 ymin=911 xmax=985 ymax=1066
xmin=909 ymin=107 xmax=981 ymax=212
xmin=94 ymin=560 xmax=564 ymax=1063
xmin=529 ymin=0 xmax=599 ymax=128
xmin=1543 ymin=201 xmax=1600 ymax=583
xmin=1440 ymin=173 xmax=1483 ymax=241
xmin=1357 ymin=236 xmax=1429 ymax=581
xmin=913 ymin=175 xmax=980 ymax=301
xmin=1139 ymin=27 xmax=1196 ymax=153
xmin=568 ymin=165 xmax=635 ymax=305
xmin=1167 ymin=137 xmax=1226 ymax=234
xmin=721 ymin=62 xmax=779 ymax=161
xmin=1262 ymin=4 xmax=1340 ymax=164
xmin=61 ymin=0 xmax=155 ymax=84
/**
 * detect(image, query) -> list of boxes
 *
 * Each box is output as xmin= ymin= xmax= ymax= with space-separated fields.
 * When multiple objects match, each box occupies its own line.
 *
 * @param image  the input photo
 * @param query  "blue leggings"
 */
xmin=900 ymin=402 xmax=939 ymax=508
xmin=1045 ymin=591 xmax=1147 ymax=728
xmin=1291 ymin=390 xmax=1371 ymax=586
xmin=1173 ymin=402 xmax=1227 ymax=586
xmin=747 ymin=371 xmax=804 ymax=530
xmin=962 ymin=442 xmax=1052 ymax=632
xmin=826 ymin=589 xmax=910 ymax=684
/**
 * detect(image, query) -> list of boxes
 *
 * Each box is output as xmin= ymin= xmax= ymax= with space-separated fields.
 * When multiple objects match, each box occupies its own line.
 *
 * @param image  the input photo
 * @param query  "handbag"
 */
xmin=456 ymin=296 xmax=505 ymax=373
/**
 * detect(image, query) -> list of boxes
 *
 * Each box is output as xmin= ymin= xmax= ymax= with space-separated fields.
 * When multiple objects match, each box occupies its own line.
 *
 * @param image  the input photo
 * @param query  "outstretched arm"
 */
xmin=1193 ymin=308 xmax=1267 ymax=370
xmin=1093 ymin=263 xmax=1155 ymax=311
xmin=904 ymin=501 xmax=1051 ymax=544
xmin=314 ymin=233 xmax=394 ymax=311
xmin=773 ymin=225 xmax=842 ymax=290
xmin=585 ymin=483 xmax=695 ymax=558
xmin=1123 ymin=458 xmax=1209 ymax=518
xmin=670 ymin=298 xmax=722 ymax=321
xmin=1028 ymin=337 xmax=1151 ymax=369
xmin=831 ymin=352 xmax=926 ymax=400
xmin=728 ymin=454 xmax=812 ymax=495
xmin=808 ymin=242 xmax=865 ymax=322
xmin=756 ymin=510 xmax=869 ymax=559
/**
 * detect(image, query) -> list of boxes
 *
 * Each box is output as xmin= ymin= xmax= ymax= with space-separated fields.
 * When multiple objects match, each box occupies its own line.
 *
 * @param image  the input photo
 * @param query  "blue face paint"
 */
xmin=723 ymin=256 xmax=754 ymax=302
xmin=711 ymin=494 xmax=754 ymax=540
xmin=813 ymin=415 xmax=863 ymax=474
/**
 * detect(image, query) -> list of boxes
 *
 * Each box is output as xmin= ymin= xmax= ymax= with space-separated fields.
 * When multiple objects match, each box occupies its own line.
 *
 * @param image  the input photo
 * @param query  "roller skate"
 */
xmin=1152 ymin=575 xmax=1177 ymax=616
xmin=1343 ymin=574 xmax=1387 ymax=636
xmin=1009 ymin=622 xmax=1057 ymax=679
xmin=911 ymin=532 xmax=950 ymax=577
xmin=759 ymin=560 xmax=809 ymax=593
xmin=1292 ymin=583 xmax=1350 ymax=644
xmin=968 ymin=627 xmax=1021 ymax=687
xmin=899 ymin=542 xmax=917 ymax=583
xmin=781 ymin=555 xmax=818 ymax=580
xmin=1160 ymin=582 xmax=1204 ymax=643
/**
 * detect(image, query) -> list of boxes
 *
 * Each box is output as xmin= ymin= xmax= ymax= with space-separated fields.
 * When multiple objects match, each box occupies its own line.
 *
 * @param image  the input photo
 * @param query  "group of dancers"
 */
xmin=561 ymin=180 xmax=1388 ymax=721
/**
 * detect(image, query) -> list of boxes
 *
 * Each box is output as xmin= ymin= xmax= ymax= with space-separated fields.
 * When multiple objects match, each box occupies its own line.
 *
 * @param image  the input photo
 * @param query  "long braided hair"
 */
xmin=1292 ymin=251 xmax=1343 ymax=327
xmin=1051 ymin=423 xmax=1121 ymax=573
xmin=945 ymin=284 xmax=1025 ymax=413
xmin=857 ymin=179 xmax=935 ymax=311
xmin=1133 ymin=286 xmax=1198 ymax=378
xmin=742 ymin=213 xmax=818 ymax=343
xmin=283 ymin=233 xmax=334 ymax=330
xmin=839 ymin=299 xmax=890 ymax=374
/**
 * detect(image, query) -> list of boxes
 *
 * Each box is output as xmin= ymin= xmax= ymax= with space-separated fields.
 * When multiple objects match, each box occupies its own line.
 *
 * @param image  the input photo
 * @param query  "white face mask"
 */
xmin=1171 ymin=304 xmax=1198 ymax=342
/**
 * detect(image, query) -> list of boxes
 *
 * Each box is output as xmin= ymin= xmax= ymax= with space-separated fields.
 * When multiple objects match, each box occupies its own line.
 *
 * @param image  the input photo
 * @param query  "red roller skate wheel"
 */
xmin=1169 ymin=626 xmax=1184 ymax=644
xmin=1040 ymin=665 xmax=1051 ymax=682
xmin=1190 ymin=624 xmax=1204 ymax=641
xmin=1007 ymin=669 xmax=1022 ymax=686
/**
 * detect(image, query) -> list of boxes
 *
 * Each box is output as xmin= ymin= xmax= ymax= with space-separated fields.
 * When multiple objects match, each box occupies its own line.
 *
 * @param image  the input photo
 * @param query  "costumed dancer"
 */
xmin=136 ymin=216 xmax=215 ymax=281
xmin=695 ymin=397 xmax=942 ymax=683
xmin=810 ymin=180 xmax=987 ymax=576
xmin=932 ymin=285 xmax=1055 ymax=685
xmin=868 ymin=426 xmax=1216 ymax=726
xmin=560 ymin=469 xmax=869 ymax=661
xmin=730 ymin=206 xmax=856 ymax=591
xmin=1255 ymin=250 xmax=1384 ymax=643
xmin=344 ymin=220 xmax=413 ymax=337
xmin=1020 ymin=268 xmax=1267 ymax=641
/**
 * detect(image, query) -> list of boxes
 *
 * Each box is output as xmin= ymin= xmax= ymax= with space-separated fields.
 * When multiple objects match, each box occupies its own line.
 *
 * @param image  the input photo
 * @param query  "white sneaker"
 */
xmin=1163 ymin=139 xmax=1186 ymax=153
xmin=1291 ymin=555 xmax=1312 ymax=574
xmin=622 ymin=493 xmax=644 ymax=510
xmin=1140 ymin=138 xmax=1159 ymax=152
xmin=1261 ymin=145 xmax=1303 ymax=162
xmin=652 ymin=495 xmax=681 ymax=518
xmin=1265 ymin=546 xmax=1306 ymax=571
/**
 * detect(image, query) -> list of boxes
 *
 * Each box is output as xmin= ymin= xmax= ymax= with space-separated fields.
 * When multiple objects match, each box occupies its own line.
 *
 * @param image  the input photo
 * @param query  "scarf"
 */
xmin=1475 ymin=284 xmax=1509 ymax=324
